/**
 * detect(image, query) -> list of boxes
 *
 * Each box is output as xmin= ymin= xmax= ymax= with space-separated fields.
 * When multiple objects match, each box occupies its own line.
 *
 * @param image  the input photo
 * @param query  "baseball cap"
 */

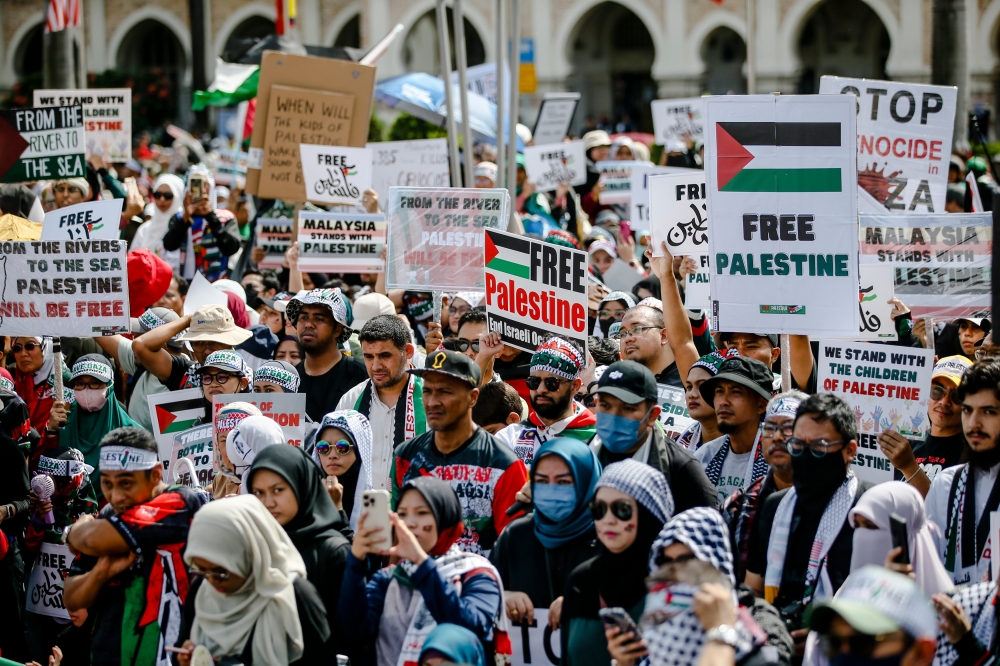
xmin=197 ymin=349 xmax=250 ymax=380
xmin=71 ymin=355 xmax=114 ymax=384
xmin=954 ymin=317 xmax=992 ymax=335
xmin=592 ymin=360 xmax=658 ymax=405
xmin=352 ymin=293 xmax=397 ymax=332
xmin=410 ymin=349 xmax=482 ymax=388
xmin=261 ymin=291 xmax=293 ymax=313
xmin=805 ymin=565 xmax=937 ymax=641
xmin=178 ymin=304 xmax=253 ymax=346
xmin=131 ymin=307 xmax=183 ymax=350
xmin=719 ymin=332 xmax=780 ymax=348
xmin=594 ymin=210 xmax=621 ymax=228
xmin=583 ymin=130 xmax=612 ymax=152
xmin=699 ymin=356 xmax=773 ymax=406
xmin=932 ymin=355 xmax=973 ymax=388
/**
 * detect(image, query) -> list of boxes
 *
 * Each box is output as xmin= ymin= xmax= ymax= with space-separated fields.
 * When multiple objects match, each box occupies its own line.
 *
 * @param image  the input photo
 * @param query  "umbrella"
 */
xmin=376 ymin=72 xmax=525 ymax=150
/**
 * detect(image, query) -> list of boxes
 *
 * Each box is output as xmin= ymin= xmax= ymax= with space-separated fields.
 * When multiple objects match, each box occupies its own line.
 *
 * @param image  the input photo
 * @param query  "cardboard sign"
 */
xmin=649 ymin=172 xmax=709 ymax=256
xmin=657 ymin=383 xmax=697 ymax=441
xmin=33 ymin=88 xmax=131 ymax=161
xmin=298 ymin=211 xmax=385 ymax=273
xmin=25 ymin=542 xmax=72 ymax=619
xmin=819 ymin=77 xmax=956 ymax=215
xmin=509 ymin=609 xmax=561 ymax=666
xmin=0 ymin=240 xmax=129 ymax=337
xmin=246 ymin=52 xmax=376 ymax=199
xmin=705 ymin=95 xmax=859 ymax=335
xmin=255 ymin=217 xmax=293 ymax=269
xmin=532 ymin=93 xmax=580 ymax=146
xmin=148 ymin=388 xmax=207 ymax=463
xmin=522 ymin=141 xmax=586 ymax=191
xmin=369 ymin=139 xmax=450 ymax=206
xmin=41 ymin=199 xmax=123 ymax=241
xmin=0 ymin=106 xmax=85 ymax=183
xmin=684 ymin=255 xmax=711 ymax=310
xmin=385 ymin=187 xmax=510 ymax=291
xmin=597 ymin=161 xmax=651 ymax=204
xmin=652 ymin=97 xmax=704 ymax=147
xmin=183 ymin=271 xmax=229 ymax=316
xmin=214 ymin=393 xmax=307 ymax=447
xmin=300 ymin=145 xmax=373 ymax=205
xmin=484 ymin=228 xmax=589 ymax=353
xmin=167 ymin=424 xmax=214 ymax=488
xmin=629 ymin=164 xmax=691 ymax=230
xmin=858 ymin=212 xmax=991 ymax=318
xmin=817 ymin=340 xmax=933 ymax=484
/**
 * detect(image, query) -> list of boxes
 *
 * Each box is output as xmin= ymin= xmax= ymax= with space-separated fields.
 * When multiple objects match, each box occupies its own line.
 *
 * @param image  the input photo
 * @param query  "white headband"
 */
xmin=38 ymin=456 xmax=93 ymax=477
xmin=99 ymin=446 xmax=160 ymax=472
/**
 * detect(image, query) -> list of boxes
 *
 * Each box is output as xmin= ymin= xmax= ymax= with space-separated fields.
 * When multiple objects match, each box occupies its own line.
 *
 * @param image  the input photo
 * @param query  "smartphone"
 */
xmin=362 ymin=489 xmax=392 ymax=550
xmin=619 ymin=220 xmax=632 ymax=241
xmin=599 ymin=607 xmax=640 ymax=641
xmin=889 ymin=513 xmax=910 ymax=565
xmin=189 ymin=175 xmax=207 ymax=202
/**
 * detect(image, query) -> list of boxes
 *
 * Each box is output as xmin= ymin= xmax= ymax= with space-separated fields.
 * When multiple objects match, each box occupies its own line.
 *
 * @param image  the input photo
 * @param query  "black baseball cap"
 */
xmin=592 ymin=360 xmax=658 ymax=405
xmin=410 ymin=349 xmax=482 ymax=388
xmin=719 ymin=332 xmax=780 ymax=348
xmin=699 ymin=356 xmax=773 ymax=406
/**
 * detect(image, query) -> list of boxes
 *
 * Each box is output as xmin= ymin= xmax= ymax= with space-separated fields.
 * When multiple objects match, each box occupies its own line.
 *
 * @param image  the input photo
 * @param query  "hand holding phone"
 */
xmin=889 ymin=513 xmax=910 ymax=565
xmin=362 ymin=489 xmax=392 ymax=550
xmin=599 ymin=607 xmax=640 ymax=642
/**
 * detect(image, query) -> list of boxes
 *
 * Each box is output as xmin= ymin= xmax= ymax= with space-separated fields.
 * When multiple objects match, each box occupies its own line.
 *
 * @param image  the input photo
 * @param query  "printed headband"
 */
xmin=531 ymin=337 xmax=585 ymax=381
xmin=766 ymin=396 xmax=803 ymax=421
xmin=99 ymin=446 xmax=159 ymax=472
xmin=253 ymin=363 xmax=300 ymax=392
xmin=71 ymin=358 xmax=113 ymax=384
xmin=690 ymin=349 xmax=739 ymax=377
xmin=38 ymin=455 xmax=93 ymax=477
xmin=138 ymin=310 xmax=183 ymax=343
xmin=0 ymin=376 xmax=14 ymax=392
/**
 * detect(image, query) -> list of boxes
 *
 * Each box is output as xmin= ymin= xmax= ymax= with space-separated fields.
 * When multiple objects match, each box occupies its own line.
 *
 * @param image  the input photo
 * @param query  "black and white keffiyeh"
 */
xmin=933 ymin=581 xmax=996 ymax=665
xmin=648 ymin=507 xmax=736 ymax=583
xmin=596 ymin=459 xmax=674 ymax=524
xmin=703 ymin=432 xmax=769 ymax=494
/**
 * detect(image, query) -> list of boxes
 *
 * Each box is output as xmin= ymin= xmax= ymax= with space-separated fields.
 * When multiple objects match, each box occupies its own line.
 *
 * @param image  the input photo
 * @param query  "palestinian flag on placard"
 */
xmin=153 ymin=396 xmax=206 ymax=435
xmin=716 ymin=122 xmax=842 ymax=192
xmin=485 ymin=229 xmax=530 ymax=279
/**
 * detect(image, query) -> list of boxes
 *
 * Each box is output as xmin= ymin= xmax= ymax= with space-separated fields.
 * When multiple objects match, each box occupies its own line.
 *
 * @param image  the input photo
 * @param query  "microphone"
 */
xmin=31 ymin=475 xmax=55 ymax=524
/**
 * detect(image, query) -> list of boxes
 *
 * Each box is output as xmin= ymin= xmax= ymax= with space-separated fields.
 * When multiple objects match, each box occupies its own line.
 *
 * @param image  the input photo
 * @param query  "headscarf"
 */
xmin=132 ymin=174 xmax=184 ymax=264
xmin=531 ymin=438 xmax=601 ymax=548
xmin=185 ymin=495 xmax=313 ymax=666
xmin=312 ymin=410 xmax=372 ymax=527
xmin=55 ymin=178 xmax=90 ymax=200
xmin=418 ymin=624 xmax=486 ymax=666
xmin=254 ymin=361 xmax=301 ymax=393
xmin=451 ymin=292 xmax=483 ymax=309
xmin=594 ymin=291 xmax=636 ymax=338
xmin=225 ymin=291 xmax=251 ymax=330
xmin=610 ymin=136 xmax=635 ymax=161
xmin=249 ymin=445 xmax=344 ymax=552
xmin=848 ymin=481 xmax=954 ymax=596
xmin=632 ymin=275 xmax=662 ymax=301
xmin=689 ymin=349 xmax=740 ymax=377
xmin=649 ymin=508 xmax=736 ymax=584
xmin=400 ymin=476 xmax=464 ymax=556
xmin=226 ymin=415 xmax=285 ymax=481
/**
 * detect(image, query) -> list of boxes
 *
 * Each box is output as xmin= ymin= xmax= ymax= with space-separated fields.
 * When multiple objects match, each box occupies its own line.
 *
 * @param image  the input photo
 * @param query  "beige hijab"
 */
xmin=184 ymin=495 xmax=307 ymax=665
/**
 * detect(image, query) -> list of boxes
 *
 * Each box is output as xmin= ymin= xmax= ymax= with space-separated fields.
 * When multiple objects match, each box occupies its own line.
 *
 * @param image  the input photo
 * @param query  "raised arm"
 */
xmin=91 ymin=335 xmax=127 ymax=368
xmin=647 ymin=242 xmax=699 ymax=382
xmin=66 ymin=515 xmax=130 ymax=557
xmin=132 ymin=314 xmax=191 ymax=382
xmin=788 ymin=335 xmax=814 ymax=391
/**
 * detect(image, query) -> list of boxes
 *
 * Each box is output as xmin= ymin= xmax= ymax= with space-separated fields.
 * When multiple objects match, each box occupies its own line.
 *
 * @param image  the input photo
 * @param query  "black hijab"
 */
xmin=632 ymin=275 xmax=661 ymax=301
xmin=592 ymin=503 xmax=663 ymax=610
xmin=401 ymin=476 xmax=464 ymax=555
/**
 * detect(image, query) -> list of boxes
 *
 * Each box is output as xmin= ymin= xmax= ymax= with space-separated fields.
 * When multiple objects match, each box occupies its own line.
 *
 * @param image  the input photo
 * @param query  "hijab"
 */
xmin=594 ymin=291 xmax=636 ymax=338
xmin=632 ymin=275 xmax=662 ymax=301
xmin=848 ymin=481 xmax=953 ymax=596
xmin=401 ymin=476 xmax=464 ymax=556
xmin=311 ymin=410 xmax=372 ymax=527
xmin=132 ymin=174 xmax=184 ymax=266
xmin=531 ymin=437 xmax=601 ymax=549
xmin=649 ymin=508 xmax=736 ymax=583
xmin=418 ymin=624 xmax=486 ymax=666
xmin=226 ymin=415 xmax=284 ymax=483
xmin=60 ymin=356 xmax=140 ymax=471
xmin=225 ymin=291 xmax=251 ymax=330
xmin=185 ymin=495 xmax=315 ymax=666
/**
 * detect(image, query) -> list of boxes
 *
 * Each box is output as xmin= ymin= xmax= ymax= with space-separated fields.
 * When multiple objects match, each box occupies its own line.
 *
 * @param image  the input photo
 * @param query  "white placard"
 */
xmin=214 ymin=393 xmax=307 ymax=447
xmin=684 ymin=256 xmax=711 ymax=310
xmin=533 ymin=93 xmax=580 ymax=146
xmin=658 ymin=383 xmax=697 ymax=441
xmin=509 ymin=609 xmax=561 ymax=666
xmin=991 ymin=511 xmax=1000 ymax=583
xmin=25 ymin=542 xmax=73 ymax=619
xmin=652 ymin=97 xmax=704 ymax=147
xmin=597 ymin=161 xmax=652 ymax=205
xmin=369 ymin=139 xmax=450 ymax=206
xmin=255 ymin=217 xmax=293 ymax=270
xmin=298 ymin=211 xmax=386 ymax=273
xmin=649 ymin=172 xmax=709 ymax=256
xmin=183 ymin=272 xmax=229 ymax=315
xmin=857 ymin=265 xmax=898 ymax=341
xmin=522 ymin=141 xmax=587 ymax=190
xmin=33 ymin=88 xmax=132 ymax=161
xmin=167 ymin=423 xmax=214 ymax=484
xmin=148 ymin=388 xmax=207 ymax=463
xmin=629 ymin=164 xmax=692 ymax=230
xmin=299 ymin=145 xmax=373 ymax=205
xmin=41 ymin=199 xmax=123 ymax=241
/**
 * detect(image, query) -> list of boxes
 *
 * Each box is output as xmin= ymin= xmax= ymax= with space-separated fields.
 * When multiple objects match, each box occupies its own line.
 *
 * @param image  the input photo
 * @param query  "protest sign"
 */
xmin=255 ymin=217 xmax=294 ymax=269
xmin=41 ymin=199 xmax=123 ymax=241
xmin=298 ymin=211 xmax=385 ymax=273
xmin=532 ymin=93 xmax=580 ymax=146
xmin=25 ymin=542 xmax=72 ymax=619
xmin=856 ymin=265 xmax=898 ymax=341
xmin=817 ymin=340 xmax=933 ymax=484
xmin=509 ymin=609 xmax=560 ymax=666
xmin=522 ymin=141 xmax=586 ymax=191
xmin=300 ymin=145 xmax=373 ymax=205
xmin=819 ymin=77 xmax=956 ymax=215
xmin=600 ymin=259 xmax=643 ymax=292
xmin=183 ymin=271 xmax=229 ymax=315
xmin=858 ymin=212 xmax=990 ymax=317
xmin=450 ymin=62 xmax=507 ymax=105
xmin=705 ymin=95 xmax=859 ymax=335
xmin=148 ymin=388 xmax=207 ymax=463
xmin=629 ymin=164 xmax=691 ymax=230
xmin=484 ymin=228 xmax=589 ymax=353
xmin=369 ymin=139 xmax=450 ymax=205
xmin=597 ymin=161 xmax=651 ymax=205
xmin=214 ymin=149 xmax=248 ymax=187
xmin=33 ymin=88 xmax=131 ymax=161
xmin=0 ymin=240 xmax=129 ymax=337
xmin=649 ymin=172 xmax=709 ymax=256
xmin=684 ymin=255 xmax=711 ymax=310
xmin=385 ymin=187 xmax=510 ymax=291
xmin=214 ymin=393 xmax=307 ymax=447
xmin=0 ymin=106 xmax=85 ymax=183
xmin=166 ymin=424 xmax=214 ymax=488
xmin=657 ymin=383 xmax=696 ymax=441
xmin=652 ymin=97 xmax=704 ymax=147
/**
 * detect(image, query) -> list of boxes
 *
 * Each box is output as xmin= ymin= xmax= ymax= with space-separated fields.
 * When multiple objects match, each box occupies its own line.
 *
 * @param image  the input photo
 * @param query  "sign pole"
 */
xmin=437 ymin=0 xmax=462 ymax=189
xmin=925 ymin=317 xmax=936 ymax=352
xmin=746 ymin=0 xmax=756 ymax=94
xmin=495 ymin=0 xmax=507 ymax=190
xmin=779 ymin=333 xmax=790 ymax=392
xmin=454 ymin=0 xmax=475 ymax=188
xmin=506 ymin=0 xmax=522 ymax=203
xmin=52 ymin=338 xmax=63 ymax=408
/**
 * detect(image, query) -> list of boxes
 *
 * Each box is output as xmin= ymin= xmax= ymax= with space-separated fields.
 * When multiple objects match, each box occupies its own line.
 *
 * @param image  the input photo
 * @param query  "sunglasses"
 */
xmin=819 ymin=631 xmax=909 ymax=659
xmin=11 ymin=342 xmax=40 ymax=354
xmin=786 ymin=437 xmax=846 ymax=458
xmin=188 ymin=564 xmax=233 ymax=583
xmin=200 ymin=372 xmax=234 ymax=386
xmin=152 ymin=191 xmax=174 ymax=200
xmin=589 ymin=499 xmax=634 ymax=522
xmin=454 ymin=339 xmax=480 ymax=353
xmin=73 ymin=381 xmax=107 ymax=391
xmin=930 ymin=385 xmax=959 ymax=403
xmin=598 ymin=310 xmax=626 ymax=320
xmin=315 ymin=439 xmax=353 ymax=456
xmin=527 ymin=375 xmax=573 ymax=392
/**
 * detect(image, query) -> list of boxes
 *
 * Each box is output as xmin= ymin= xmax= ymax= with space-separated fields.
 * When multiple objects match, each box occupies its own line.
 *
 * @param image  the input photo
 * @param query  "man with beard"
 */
xmin=495 ymin=337 xmax=596 ymax=466
xmin=693 ymin=357 xmax=772 ymax=505
xmin=285 ymin=289 xmax=367 ymax=421
xmin=724 ymin=391 xmax=804 ymax=581
xmin=336 ymin=315 xmax=429 ymax=490
xmin=926 ymin=359 xmax=1000 ymax=586
xmin=744 ymin=393 xmax=870 ymax=655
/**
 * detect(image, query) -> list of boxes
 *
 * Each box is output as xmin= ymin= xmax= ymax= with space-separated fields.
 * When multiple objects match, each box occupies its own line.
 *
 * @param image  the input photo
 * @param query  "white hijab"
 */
xmin=226 ymin=415 xmax=285 ymax=489
xmin=133 ymin=174 xmax=184 ymax=270
xmin=185 ymin=495 xmax=307 ymax=665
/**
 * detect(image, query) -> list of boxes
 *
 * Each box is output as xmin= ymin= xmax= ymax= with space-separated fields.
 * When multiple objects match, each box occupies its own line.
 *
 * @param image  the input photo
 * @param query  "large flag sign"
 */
xmin=148 ymin=389 xmax=207 ymax=463
xmin=706 ymin=95 xmax=859 ymax=335
xmin=484 ymin=228 xmax=589 ymax=353
xmin=819 ymin=76 xmax=956 ymax=214
xmin=0 ymin=106 xmax=85 ymax=183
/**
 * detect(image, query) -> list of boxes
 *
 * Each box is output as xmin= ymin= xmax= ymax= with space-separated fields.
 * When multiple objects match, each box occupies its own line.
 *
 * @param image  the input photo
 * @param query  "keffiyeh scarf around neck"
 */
xmin=703 ymin=430 xmax=769 ymax=493
xmin=943 ymin=462 xmax=1000 ymax=585
xmin=353 ymin=374 xmax=425 ymax=448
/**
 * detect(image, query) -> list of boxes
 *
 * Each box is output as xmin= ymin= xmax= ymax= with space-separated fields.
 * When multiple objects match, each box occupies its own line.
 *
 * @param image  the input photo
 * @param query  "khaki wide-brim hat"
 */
xmin=177 ymin=304 xmax=253 ymax=345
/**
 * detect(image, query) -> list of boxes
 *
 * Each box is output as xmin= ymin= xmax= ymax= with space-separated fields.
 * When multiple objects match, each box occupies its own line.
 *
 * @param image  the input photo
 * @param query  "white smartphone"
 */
xmin=362 ymin=489 xmax=392 ymax=550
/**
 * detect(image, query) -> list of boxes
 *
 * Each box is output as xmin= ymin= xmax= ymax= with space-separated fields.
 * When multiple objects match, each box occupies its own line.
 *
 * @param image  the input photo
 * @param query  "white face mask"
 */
xmin=74 ymin=388 xmax=108 ymax=413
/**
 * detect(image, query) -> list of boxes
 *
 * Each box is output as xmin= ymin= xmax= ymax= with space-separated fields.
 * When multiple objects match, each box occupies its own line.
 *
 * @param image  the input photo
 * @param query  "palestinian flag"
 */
xmin=716 ymin=122 xmax=842 ymax=192
xmin=485 ymin=230 xmax=529 ymax=279
xmin=192 ymin=62 xmax=259 ymax=111
xmin=153 ymin=396 xmax=205 ymax=435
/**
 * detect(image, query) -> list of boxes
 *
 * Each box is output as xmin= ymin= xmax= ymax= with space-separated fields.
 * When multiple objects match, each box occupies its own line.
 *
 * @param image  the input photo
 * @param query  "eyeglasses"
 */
xmin=526 ymin=375 xmax=573 ymax=392
xmin=589 ymin=499 xmax=634 ymax=522
xmin=54 ymin=185 xmax=82 ymax=195
xmin=189 ymin=564 xmax=233 ymax=583
xmin=930 ymin=384 xmax=959 ymax=403
xmin=612 ymin=325 xmax=660 ymax=340
xmin=598 ymin=310 xmax=626 ymax=321
xmin=200 ymin=372 xmax=234 ymax=385
xmin=11 ymin=342 xmax=40 ymax=354
xmin=315 ymin=439 xmax=353 ymax=456
xmin=786 ymin=438 xmax=847 ymax=458
xmin=761 ymin=422 xmax=795 ymax=438
xmin=454 ymin=339 xmax=480 ymax=353
xmin=449 ymin=306 xmax=471 ymax=317
xmin=152 ymin=191 xmax=174 ymax=200
xmin=653 ymin=552 xmax=698 ymax=567
xmin=73 ymin=381 xmax=106 ymax=391
xmin=975 ymin=348 xmax=1000 ymax=361
xmin=819 ymin=631 xmax=910 ymax=659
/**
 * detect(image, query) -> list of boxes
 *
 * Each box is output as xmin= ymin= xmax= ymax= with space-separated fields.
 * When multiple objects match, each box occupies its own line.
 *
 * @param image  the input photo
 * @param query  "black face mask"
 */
xmin=599 ymin=317 xmax=616 ymax=336
xmin=245 ymin=284 xmax=262 ymax=311
xmin=791 ymin=450 xmax=848 ymax=502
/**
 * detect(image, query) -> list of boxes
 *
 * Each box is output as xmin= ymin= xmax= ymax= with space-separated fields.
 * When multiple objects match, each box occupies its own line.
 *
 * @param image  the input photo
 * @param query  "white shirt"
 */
xmin=495 ymin=405 xmax=589 ymax=466
xmin=336 ymin=378 xmax=398 ymax=491
xmin=926 ymin=462 xmax=1000 ymax=586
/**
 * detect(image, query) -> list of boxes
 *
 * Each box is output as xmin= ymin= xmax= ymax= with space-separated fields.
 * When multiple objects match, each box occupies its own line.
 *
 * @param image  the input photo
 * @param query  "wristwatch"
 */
xmin=62 ymin=523 xmax=73 ymax=545
xmin=705 ymin=624 xmax=741 ymax=649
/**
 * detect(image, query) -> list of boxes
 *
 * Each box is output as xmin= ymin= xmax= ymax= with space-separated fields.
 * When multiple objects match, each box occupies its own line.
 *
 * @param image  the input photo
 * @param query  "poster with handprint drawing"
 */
xmin=818 ymin=340 xmax=934 ymax=484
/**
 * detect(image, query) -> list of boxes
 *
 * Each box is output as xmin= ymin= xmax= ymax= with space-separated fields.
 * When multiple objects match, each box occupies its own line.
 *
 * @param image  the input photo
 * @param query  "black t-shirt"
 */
xmin=165 ymin=355 xmax=199 ymax=391
xmin=656 ymin=363 xmax=682 ymax=388
xmin=297 ymin=356 xmax=368 ymax=421
xmin=910 ymin=432 xmax=968 ymax=483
